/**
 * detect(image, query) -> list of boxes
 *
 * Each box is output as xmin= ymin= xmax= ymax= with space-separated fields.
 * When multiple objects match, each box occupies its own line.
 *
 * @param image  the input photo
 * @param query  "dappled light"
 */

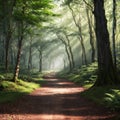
xmin=0 ymin=78 xmax=117 ymax=120
xmin=0 ymin=0 xmax=120 ymax=119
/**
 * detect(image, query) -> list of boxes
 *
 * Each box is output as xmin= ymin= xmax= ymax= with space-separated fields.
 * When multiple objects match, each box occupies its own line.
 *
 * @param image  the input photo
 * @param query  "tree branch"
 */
xmin=82 ymin=0 xmax=93 ymax=11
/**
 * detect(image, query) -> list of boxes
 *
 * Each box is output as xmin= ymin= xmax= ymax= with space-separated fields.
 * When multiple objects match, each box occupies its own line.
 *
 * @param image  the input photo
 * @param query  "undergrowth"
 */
xmin=59 ymin=62 xmax=120 ymax=111
xmin=81 ymin=86 xmax=120 ymax=111
xmin=58 ymin=62 xmax=97 ymax=88
xmin=0 ymin=72 xmax=44 ymax=103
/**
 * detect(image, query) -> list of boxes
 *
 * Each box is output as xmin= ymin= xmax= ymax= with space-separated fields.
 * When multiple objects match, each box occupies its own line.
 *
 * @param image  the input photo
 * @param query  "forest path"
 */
xmin=0 ymin=73 xmax=118 ymax=120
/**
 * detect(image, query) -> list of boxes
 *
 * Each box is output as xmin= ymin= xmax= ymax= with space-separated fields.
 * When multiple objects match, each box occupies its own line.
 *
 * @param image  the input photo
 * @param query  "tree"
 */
xmin=28 ymin=36 xmax=33 ymax=70
xmin=93 ymin=0 xmax=118 ymax=86
xmin=0 ymin=0 xmax=16 ymax=71
xmin=13 ymin=0 xmax=54 ymax=82
xmin=86 ymin=7 xmax=95 ymax=62
xmin=67 ymin=3 xmax=87 ymax=65
xmin=112 ymin=0 xmax=117 ymax=68
xmin=63 ymin=31 xmax=75 ymax=68
xmin=34 ymin=41 xmax=46 ymax=72
xmin=13 ymin=21 xmax=24 ymax=81
xmin=56 ymin=34 xmax=73 ymax=71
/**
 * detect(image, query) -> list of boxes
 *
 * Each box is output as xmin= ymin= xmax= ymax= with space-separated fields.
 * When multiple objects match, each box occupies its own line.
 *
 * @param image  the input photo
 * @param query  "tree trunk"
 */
xmin=5 ymin=26 xmax=12 ymax=71
xmin=39 ymin=50 xmax=42 ymax=72
xmin=64 ymin=33 xmax=75 ymax=68
xmin=68 ymin=4 xmax=87 ymax=65
xmin=28 ymin=39 xmax=32 ymax=70
xmin=65 ymin=44 xmax=72 ymax=71
xmin=63 ymin=59 xmax=66 ymax=69
xmin=0 ymin=35 xmax=5 ymax=64
xmin=10 ymin=47 xmax=15 ymax=67
xmin=13 ymin=22 xmax=23 ymax=82
xmin=86 ymin=8 xmax=95 ymax=63
xmin=93 ymin=0 xmax=118 ymax=86
xmin=13 ymin=38 xmax=23 ymax=82
xmin=57 ymin=34 xmax=72 ymax=71
xmin=2 ymin=0 xmax=16 ymax=71
xmin=112 ymin=0 xmax=117 ymax=68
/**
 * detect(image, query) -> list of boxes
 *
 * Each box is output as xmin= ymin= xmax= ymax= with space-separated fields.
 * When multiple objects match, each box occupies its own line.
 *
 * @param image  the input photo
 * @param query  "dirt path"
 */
xmin=0 ymin=76 xmax=119 ymax=120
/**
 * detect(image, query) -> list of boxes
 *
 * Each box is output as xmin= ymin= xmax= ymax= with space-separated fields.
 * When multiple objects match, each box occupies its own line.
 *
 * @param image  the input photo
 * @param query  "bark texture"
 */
xmin=112 ymin=0 xmax=117 ymax=68
xmin=93 ymin=0 xmax=118 ymax=85
xmin=86 ymin=8 xmax=95 ymax=63
xmin=13 ymin=22 xmax=23 ymax=82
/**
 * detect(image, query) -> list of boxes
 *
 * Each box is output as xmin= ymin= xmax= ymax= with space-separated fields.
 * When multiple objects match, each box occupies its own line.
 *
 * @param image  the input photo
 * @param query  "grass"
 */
xmin=0 ymin=72 xmax=44 ymax=103
xmin=58 ymin=62 xmax=97 ymax=88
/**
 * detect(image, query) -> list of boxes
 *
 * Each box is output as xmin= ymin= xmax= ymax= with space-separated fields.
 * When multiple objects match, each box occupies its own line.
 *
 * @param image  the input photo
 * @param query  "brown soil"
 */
xmin=0 ymin=74 xmax=119 ymax=120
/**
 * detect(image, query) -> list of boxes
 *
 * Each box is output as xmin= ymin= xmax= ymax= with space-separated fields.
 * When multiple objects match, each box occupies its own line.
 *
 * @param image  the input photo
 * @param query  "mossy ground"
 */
xmin=0 ymin=72 xmax=44 ymax=103
xmin=58 ymin=62 xmax=120 ymax=111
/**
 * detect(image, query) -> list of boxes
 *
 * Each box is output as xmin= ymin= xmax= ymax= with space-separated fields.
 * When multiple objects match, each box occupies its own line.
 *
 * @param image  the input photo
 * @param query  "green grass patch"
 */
xmin=0 ymin=79 xmax=41 ymax=103
xmin=0 ymin=72 xmax=45 ymax=103
xmin=58 ymin=62 xmax=97 ymax=88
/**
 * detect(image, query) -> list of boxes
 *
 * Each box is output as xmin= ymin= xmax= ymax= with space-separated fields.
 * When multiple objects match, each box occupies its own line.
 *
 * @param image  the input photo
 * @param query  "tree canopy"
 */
xmin=0 ymin=0 xmax=120 ymax=85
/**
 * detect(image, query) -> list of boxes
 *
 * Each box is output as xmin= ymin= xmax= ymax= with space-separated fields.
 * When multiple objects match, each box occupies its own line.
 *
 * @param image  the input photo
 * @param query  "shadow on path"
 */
xmin=0 ymin=77 xmax=119 ymax=120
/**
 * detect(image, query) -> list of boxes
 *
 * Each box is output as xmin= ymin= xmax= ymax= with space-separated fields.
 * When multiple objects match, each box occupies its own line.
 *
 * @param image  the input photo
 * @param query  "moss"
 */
xmin=81 ymin=86 xmax=120 ymax=111
xmin=59 ymin=62 xmax=97 ymax=88
xmin=0 ymin=72 xmax=44 ymax=103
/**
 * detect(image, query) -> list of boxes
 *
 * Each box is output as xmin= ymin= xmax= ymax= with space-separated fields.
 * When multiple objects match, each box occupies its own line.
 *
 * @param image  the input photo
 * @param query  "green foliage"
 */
xmin=13 ymin=0 xmax=54 ymax=25
xmin=60 ymin=62 xmax=97 ymax=88
xmin=0 ymin=72 xmax=44 ymax=103
xmin=0 ymin=73 xmax=13 ymax=81
xmin=104 ymin=89 xmax=120 ymax=110
xmin=60 ymin=62 xmax=120 ymax=111
xmin=0 ymin=75 xmax=5 ymax=80
xmin=0 ymin=79 xmax=40 ymax=103
xmin=81 ymin=86 xmax=120 ymax=111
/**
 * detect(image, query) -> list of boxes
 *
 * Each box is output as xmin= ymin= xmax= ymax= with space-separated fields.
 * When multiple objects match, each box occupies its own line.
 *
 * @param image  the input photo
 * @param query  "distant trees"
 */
xmin=0 ymin=0 xmax=16 ymax=71
xmin=0 ymin=0 xmax=54 ymax=81
xmin=62 ymin=0 xmax=119 ymax=85
xmin=0 ymin=0 xmax=120 ymax=86
xmin=64 ymin=0 xmax=96 ymax=65
xmin=33 ymin=40 xmax=46 ymax=72
xmin=28 ymin=35 xmax=33 ymax=70
xmin=13 ymin=0 xmax=54 ymax=81
xmin=67 ymin=2 xmax=87 ymax=65
xmin=56 ymin=32 xmax=74 ymax=71
xmin=85 ymin=7 xmax=95 ymax=63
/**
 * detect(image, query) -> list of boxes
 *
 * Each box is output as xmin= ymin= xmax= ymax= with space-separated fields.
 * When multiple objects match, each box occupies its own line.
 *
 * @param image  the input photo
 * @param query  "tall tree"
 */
xmin=0 ymin=0 xmax=16 ymax=71
xmin=38 ymin=47 xmax=43 ymax=72
xmin=56 ymin=34 xmax=73 ymax=71
xmin=67 ymin=3 xmax=87 ymax=65
xmin=93 ymin=0 xmax=118 ymax=86
xmin=86 ymin=7 xmax=95 ymax=63
xmin=112 ymin=0 xmax=117 ymax=68
xmin=63 ymin=32 xmax=75 ymax=68
xmin=13 ymin=21 xmax=24 ymax=81
xmin=28 ymin=35 xmax=33 ymax=70
xmin=13 ymin=0 xmax=54 ymax=82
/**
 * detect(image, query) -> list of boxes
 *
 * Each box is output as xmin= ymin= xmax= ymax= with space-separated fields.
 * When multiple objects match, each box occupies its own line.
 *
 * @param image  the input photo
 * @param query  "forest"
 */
xmin=0 ymin=0 xmax=120 ymax=119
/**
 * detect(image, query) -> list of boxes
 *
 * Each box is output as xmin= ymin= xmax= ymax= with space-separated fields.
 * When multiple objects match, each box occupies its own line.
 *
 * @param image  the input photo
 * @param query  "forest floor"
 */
xmin=0 ymin=73 xmax=119 ymax=120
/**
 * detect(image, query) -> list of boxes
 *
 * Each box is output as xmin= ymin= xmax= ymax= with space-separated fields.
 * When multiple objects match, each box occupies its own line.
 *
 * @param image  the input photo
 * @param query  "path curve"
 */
xmin=0 ymin=77 xmax=118 ymax=120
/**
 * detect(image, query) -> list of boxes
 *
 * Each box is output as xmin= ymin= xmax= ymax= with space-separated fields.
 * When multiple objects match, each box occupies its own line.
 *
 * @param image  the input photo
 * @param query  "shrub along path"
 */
xmin=0 ymin=73 xmax=119 ymax=120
